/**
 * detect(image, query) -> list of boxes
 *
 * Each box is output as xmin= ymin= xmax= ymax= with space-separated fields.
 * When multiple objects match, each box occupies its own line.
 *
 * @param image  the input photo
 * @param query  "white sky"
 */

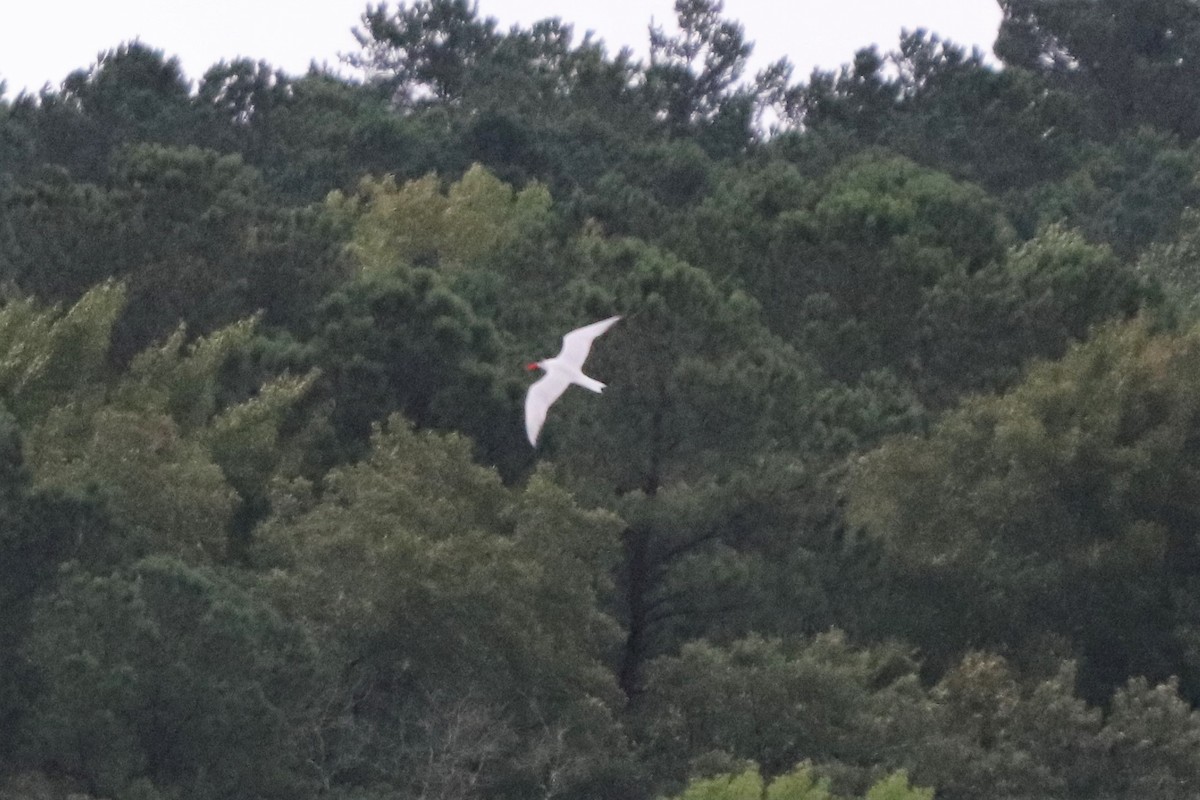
xmin=0 ymin=1 xmax=1003 ymax=96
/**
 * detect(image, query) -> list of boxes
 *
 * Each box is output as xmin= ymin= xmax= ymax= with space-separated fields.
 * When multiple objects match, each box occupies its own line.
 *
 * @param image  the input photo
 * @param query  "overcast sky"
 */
xmin=0 ymin=0 xmax=1003 ymax=96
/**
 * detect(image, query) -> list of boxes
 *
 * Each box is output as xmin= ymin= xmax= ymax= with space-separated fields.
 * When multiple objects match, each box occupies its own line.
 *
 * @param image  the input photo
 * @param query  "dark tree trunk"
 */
xmin=618 ymin=404 xmax=663 ymax=702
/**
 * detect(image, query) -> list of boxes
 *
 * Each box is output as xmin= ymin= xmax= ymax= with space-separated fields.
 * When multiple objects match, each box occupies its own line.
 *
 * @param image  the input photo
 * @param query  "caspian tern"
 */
xmin=524 ymin=316 xmax=621 ymax=446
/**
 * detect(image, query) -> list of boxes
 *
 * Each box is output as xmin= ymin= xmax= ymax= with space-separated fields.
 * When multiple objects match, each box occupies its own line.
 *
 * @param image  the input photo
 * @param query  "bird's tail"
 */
xmin=576 ymin=374 xmax=606 ymax=393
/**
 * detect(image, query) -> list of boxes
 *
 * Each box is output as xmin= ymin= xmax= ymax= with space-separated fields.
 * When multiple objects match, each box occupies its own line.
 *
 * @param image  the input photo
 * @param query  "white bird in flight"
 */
xmin=524 ymin=316 xmax=621 ymax=446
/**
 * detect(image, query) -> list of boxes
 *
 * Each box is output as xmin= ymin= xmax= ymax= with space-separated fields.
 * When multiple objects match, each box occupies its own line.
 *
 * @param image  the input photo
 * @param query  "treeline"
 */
xmin=3 ymin=1 xmax=1200 ymax=798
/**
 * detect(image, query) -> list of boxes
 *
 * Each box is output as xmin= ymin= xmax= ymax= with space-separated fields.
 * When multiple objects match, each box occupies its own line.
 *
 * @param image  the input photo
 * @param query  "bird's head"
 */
xmin=525 ymin=361 xmax=542 ymax=372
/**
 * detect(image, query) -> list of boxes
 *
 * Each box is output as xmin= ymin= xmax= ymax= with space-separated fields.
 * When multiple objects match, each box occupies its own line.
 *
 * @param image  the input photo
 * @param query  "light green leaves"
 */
xmin=0 ymin=287 xmax=314 ymax=562
xmin=661 ymin=763 xmax=929 ymax=800
xmin=0 ymin=281 xmax=124 ymax=426
xmin=331 ymin=163 xmax=553 ymax=276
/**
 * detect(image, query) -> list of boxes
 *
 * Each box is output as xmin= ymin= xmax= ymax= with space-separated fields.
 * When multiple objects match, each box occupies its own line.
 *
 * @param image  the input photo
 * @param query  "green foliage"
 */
xmin=201 ymin=372 xmax=317 ymax=498
xmin=29 ymin=406 xmax=236 ymax=562
xmin=353 ymin=0 xmax=502 ymax=108
xmin=0 ymin=169 xmax=127 ymax=300
xmin=1100 ymin=677 xmax=1200 ymax=796
xmin=528 ymin=238 xmax=920 ymax=699
xmin=898 ymin=224 xmax=1146 ymax=407
xmin=258 ymin=418 xmax=624 ymax=794
xmin=1139 ymin=207 xmax=1200 ymax=310
xmin=0 ymin=282 xmax=124 ymax=426
xmin=910 ymin=224 xmax=1141 ymax=405
xmin=306 ymin=265 xmax=526 ymax=475
xmin=1 ymin=142 xmax=348 ymax=357
xmin=678 ymin=152 xmax=1049 ymax=404
xmin=862 ymin=772 xmax=931 ymax=800
xmin=114 ymin=317 xmax=320 ymax=519
xmin=0 ymin=288 xmax=314 ymax=563
xmin=351 ymin=0 xmax=657 ymax=188
xmin=1020 ymin=130 xmax=1200 ymax=257
xmin=661 ymin=763 xmax=929 ymax=800
xmin=812 ymin=153 xmax=1010 ymax=269
xmin=914 ymin=654 xmax=1096 ymax=799
xmin=644 ymin=0 xmax=764 ymax=153
xmin=0 ymin=410 xmax=119 ymax=761
xmin=1005 ymin=225 xmax=1145 ymax=345
xmin=580 ymin=139 xmax=718 ymax=248
xmin=766 ymin=765 xmax=834 ymax=800
xmin=116 ymin=317 xmax=262 ymax=431
xmin=554 ymin=238 xmax=861 ymax=485
xmin=262 ymin=417 xmax=620 ymax=701
xmin=996 ymin=0 xmax=1200 ymax=139
xmin=8 ymin=5 xmax=1200 ymax=799
xmin=849 ymin=318 xmax=1200 ymax=697
xmin=198 ymin=64 xmax=435 ymax=202
xmin=793 ymin=32 xmax=1087 ymax=192
xmin=914 ymin=651 xmax=1200 ymax=800
xmin=22 ymin=556 xmax=324 ymax=799
xmin=106 ymin=143 xmax=321 ymax=355
xmin=683 ymin=148 xmax=1149 ymax=408
xmin=331 ymin=163 xmax=553 ymax=275
xmin=639 ymin=633 xmax=926 ymax=783
xmin=25 ymin=42 xmax=203 ymax=181
xmin=668 ymin=768 xmax=763 ymax=800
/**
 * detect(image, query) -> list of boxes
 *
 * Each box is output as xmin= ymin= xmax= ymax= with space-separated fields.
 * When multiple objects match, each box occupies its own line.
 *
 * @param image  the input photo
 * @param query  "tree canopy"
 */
xmin=6 ymin=2 xmax=1200 ymax=799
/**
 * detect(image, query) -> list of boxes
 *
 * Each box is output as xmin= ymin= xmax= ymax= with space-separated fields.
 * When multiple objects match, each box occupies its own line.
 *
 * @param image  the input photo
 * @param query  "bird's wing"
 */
xmin=525 ymin=370 xmax=572 ymax=446
xmin=557 ymin=315 xmax=620 ymax=368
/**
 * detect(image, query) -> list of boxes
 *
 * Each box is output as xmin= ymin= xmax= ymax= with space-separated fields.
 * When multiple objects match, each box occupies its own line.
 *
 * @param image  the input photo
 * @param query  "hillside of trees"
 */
xmin=5 ymin=1 xmax=1200 ymax=797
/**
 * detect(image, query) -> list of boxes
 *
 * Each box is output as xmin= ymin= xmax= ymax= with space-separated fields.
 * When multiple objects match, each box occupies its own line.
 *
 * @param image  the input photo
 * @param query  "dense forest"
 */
xmin=4 ymin=0 xmax=1200 ymax=797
